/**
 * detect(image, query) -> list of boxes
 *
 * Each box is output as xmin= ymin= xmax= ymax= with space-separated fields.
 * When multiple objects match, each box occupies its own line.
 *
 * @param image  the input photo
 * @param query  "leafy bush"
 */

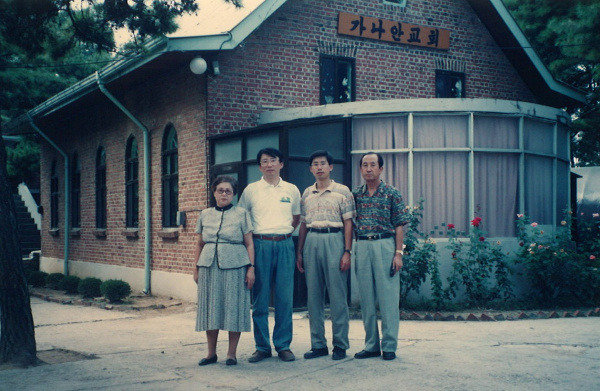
xmin=27 ymin=270 xmax=48 ymax=287
xmin=60 ymin=275 xmax=81 ymax=294
xmin=100 ymin=279 xmax=131 ymax=303
xmin=45 ymin=272 xmax=65 ymax=290
xmin=78 ymin=277 xmax=103 ymax=298
xmin=445 ymin=217 xmax=513 ymax=307
xmin=516 ymin=212 xmax=600 ymax=307
xmin=400 ymin=200 xmax=444 ymax=309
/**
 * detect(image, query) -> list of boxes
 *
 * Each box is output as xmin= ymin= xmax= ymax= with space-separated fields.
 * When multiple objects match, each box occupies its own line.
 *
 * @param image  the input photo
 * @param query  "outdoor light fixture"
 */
xmin=189 ymin=57 xmax=208 ymax=75
xmin=212 ymin=60 xmax=220 ymax=75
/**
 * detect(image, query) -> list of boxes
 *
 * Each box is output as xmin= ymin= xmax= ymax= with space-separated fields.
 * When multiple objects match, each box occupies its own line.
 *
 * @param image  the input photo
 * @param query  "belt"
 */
xmin=308 ymin=227 xmax=341 ymax=233
xmin=357 ymin=233 xmax=394 ymax=241
xmin=253 ymin=233 xmax=292 ymax=241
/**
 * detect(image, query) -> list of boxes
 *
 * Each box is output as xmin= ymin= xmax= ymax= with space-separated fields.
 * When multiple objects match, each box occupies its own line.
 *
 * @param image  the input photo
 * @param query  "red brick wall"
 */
xmin=38 ymin=0 xmax=539 ymax=276
xmin=39 ymin=66 xmax=208 ymax=274
xmin=206 ymin=0 xmax=536 ymax=135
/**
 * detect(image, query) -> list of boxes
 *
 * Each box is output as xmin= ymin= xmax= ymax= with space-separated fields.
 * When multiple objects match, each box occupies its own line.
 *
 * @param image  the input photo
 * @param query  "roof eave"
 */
xmin=466 ymin=0 xmax=586 ymax=107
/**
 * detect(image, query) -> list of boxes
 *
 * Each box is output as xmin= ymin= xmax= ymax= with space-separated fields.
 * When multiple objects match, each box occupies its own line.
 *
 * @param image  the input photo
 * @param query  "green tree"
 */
xmin=503 ymin=0 xmax=600 ymax=166
xmin=0 ymin=0 xmax=241 ymax=368
xmin=6 ymin=136 xmax=40 ymax=189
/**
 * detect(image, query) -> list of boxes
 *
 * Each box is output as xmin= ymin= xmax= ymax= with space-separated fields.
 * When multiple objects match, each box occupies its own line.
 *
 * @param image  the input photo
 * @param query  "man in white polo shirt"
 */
xmin=238 ymin=148 xmax=301 ymax=363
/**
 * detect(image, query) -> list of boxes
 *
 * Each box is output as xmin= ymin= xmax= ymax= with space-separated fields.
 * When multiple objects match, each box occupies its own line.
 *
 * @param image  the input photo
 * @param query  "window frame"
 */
xmin=125 ymin=136 xmax=139 ymax=228
xmin=435 ymin=70 xmax=466 ymax=98
xmin=95 ymin=146 xmax=107 ymax=229
xmin=71 ymin=152 xmax=81 ymax=229
xmin=319 ymin=55 xmax=356 ymax=105
xmin=161 ymin=126 xmax=179 ymax=228
xmin=50 ymin=160 xmax=59 ymax=229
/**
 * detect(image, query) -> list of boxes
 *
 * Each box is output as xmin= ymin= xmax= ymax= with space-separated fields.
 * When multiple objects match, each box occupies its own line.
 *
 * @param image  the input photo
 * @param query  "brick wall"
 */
xmin=206 ymin=0 xmax=536 ymax=135
xmin=39 ymin=66 xmax=208 ymax=274
xmin=38 ymin=0 xmax=539 ymax=276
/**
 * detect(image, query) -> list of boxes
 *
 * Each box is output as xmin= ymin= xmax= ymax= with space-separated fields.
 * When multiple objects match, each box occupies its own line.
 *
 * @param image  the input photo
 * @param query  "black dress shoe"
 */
xmin=304 ymin=347 xmax=329 ymax=359
xmin=382 ymin=351 xmax=396 ymax=360
xmin=278 ymin=349 xmax=296 ymax=362
xmin=332 ymin=347 xmax=346 ymax=360
xmin=354 ymin=349 xmax=381 ymax=359
xmin=248 ymin=350 xmax=272 ymax=363
xmin=198 ymin=355 xmax=217 ymax=366
xmin=225 ymin=357 xmax=237 ymax=366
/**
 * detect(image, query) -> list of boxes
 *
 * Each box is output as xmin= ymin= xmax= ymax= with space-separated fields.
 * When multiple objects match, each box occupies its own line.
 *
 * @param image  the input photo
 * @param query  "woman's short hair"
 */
xmin=211 ymin=176 xmax=238 ymax=195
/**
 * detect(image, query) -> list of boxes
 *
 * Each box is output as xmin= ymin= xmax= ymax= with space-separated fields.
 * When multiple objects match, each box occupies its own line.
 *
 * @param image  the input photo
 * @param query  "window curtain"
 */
xmin=474 ymin=116 xmax=519 ymax=148
xmin=414 ymin=152 xmax=468 ymax=236
xmin=413 ymin=115 xmax=468 ymax=148
xmin=525 ymin=156 xmax=553 ymax=224
xmin=474 ymin=153 xmax=519 ymax=236
xmin=352 ymin=117 xmax=408 ymax=196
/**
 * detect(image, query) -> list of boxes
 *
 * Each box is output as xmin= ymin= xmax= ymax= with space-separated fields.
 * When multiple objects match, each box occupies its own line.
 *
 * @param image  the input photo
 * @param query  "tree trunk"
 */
xmin=0 ymin=128 xmax=37 ymax=367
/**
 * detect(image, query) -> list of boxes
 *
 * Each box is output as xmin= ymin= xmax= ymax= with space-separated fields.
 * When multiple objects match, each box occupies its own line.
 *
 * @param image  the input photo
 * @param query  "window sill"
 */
xmin=121 ymin=228 xmax=139 ymax=239
xmin=48 ymin=228 xmax=60 ymax=237
xmin=70 ymin=228 xmax=81 ymax=238
xmin=94 ymin=229 xmax=107 ymax=238
xmin=158 ymin=228 xmax=179 ymax=239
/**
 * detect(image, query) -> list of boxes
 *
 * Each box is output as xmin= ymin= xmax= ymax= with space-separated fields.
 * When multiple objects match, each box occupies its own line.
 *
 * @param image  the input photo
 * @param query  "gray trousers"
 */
xmin=354 ymin=237 xmax=400 ymax=352
xmin=303 ymin=231 xmax=350 ymax=350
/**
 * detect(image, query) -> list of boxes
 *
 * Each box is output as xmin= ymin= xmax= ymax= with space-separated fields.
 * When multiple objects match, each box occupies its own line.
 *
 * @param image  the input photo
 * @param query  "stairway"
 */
xmin=13 ymin=194 xmax=41 ymax=258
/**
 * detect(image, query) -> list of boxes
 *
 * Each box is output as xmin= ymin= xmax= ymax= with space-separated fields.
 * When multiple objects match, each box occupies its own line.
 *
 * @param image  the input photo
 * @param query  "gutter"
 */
xmin=96 ymin=72 xmax=153 ymax=295
xmin=27 ymin=114 xmax=70 ymax=276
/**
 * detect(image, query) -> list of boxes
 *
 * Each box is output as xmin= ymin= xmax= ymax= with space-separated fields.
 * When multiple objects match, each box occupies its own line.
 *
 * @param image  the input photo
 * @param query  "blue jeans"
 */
xmin=252 ymin=236 xmax=295 ymax=353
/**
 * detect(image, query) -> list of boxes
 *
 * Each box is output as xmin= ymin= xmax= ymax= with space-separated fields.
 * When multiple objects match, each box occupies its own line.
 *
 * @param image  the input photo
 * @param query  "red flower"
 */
xmin=451 ymin=251 xmax=456 ymax=258
xmin=447 ymin=223 xmax=455 ymax=229
xmin=519 ymin=241 xmax=524 ymax=247
xmin=471 ymin=217 xmax=482 ymax=227
xmin=479 ymin=236 xmax=485 ymax=242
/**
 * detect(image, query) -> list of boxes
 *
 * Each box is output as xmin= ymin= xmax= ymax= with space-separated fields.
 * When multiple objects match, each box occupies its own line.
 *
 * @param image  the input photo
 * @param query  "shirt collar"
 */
xmin=260 ymin=176 xmax=282 ymax=188
xmin=359 ymin=180 xmax=385 ymax=195
xmin=311 ymin=180 xmax=336 ymax=194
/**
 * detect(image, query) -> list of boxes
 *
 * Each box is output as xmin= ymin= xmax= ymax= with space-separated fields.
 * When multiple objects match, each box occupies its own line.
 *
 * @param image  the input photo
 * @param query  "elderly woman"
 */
xmin=193 ymin=176 xmax=255 ymax=366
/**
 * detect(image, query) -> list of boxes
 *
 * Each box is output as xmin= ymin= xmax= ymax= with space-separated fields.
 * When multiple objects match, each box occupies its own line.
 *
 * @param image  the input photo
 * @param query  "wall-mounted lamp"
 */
xmin=190 ymin=57 xmax=208 ymax=75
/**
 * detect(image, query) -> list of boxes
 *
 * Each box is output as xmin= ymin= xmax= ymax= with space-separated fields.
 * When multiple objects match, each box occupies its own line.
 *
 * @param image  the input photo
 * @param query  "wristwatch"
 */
xmin=344 ymin=249 xmax=352 ymax=254
xmin=395 ymin=250 xmax=404 ymax=255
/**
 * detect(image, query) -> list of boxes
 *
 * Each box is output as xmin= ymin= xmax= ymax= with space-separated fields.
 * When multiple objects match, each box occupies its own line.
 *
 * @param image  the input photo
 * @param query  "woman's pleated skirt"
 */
xmin=195 ymin=262 xmax=251 ymax=332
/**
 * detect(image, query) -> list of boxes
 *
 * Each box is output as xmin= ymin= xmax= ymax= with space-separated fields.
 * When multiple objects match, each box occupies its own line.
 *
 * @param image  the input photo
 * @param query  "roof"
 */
xmin=465 ymin=0 xmax=585 ymax=107
xmin=3 ymin=0 xmax=586 ymax=134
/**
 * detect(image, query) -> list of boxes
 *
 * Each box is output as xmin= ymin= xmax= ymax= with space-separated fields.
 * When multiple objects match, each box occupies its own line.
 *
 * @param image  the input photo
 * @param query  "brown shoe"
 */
xmin=277 ymin=349 xmax=296 ymax=362
xmin=248 ymin=350 xmax=272 ymax=363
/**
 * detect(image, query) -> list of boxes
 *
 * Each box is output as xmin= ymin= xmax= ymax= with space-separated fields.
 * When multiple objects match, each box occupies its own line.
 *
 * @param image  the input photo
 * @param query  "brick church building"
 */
xmin=6 ymin=0 xmax=584 ymax=301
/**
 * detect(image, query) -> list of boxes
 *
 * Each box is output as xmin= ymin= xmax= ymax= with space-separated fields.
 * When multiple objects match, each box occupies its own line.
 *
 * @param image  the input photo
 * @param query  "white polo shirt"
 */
xmin=238 ymin=177 xmax=301 ymax=235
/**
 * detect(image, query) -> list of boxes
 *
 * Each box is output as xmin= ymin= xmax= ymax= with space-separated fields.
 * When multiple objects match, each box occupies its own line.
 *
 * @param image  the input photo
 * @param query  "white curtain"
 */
xmin=525 ymin=156 xmax=553 ymax=224
xmin=414 ymin=115 xmax=468 ymax=148
xmin=474 ymin=116 xmax=519 ymax=148
xmin=352 ymin=116 xmax=407 ymax=150
xmin=474 ymin=153 xmax=519 ymax=236
xmin=414 ymin=152 xmax=469 ymax=236
xmin=524 ymin=118 xmax=554 ymax=154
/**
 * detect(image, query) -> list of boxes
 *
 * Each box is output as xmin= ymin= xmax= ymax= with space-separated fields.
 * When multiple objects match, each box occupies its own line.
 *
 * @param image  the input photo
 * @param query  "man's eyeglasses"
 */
xmin=260 ymin=158 xmax=279 ymax=166
xmin=216 ymin=189 xmax=233 ymax=195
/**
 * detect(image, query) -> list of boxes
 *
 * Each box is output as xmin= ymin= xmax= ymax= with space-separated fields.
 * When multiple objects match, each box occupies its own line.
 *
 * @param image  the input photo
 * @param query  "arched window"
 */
xmin=50 ymin=160 xmax=59 ymax=229
xmin=162 ymin=126 xmax=178 ymax=228
xmin=71 ymin=153 xmax=81 ymax=229
xmin=125 ymin=136 xmax=139 ymax=228
xmin=96 ymin=146 xmax=107 ymax=229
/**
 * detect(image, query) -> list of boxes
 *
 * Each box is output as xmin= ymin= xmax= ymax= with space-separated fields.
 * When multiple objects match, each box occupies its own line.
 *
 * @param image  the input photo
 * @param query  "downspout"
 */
xmin=27 ymin=114 xmax=70 ymax=275
xmin=95 ymin=72 xmax=152 ymax=295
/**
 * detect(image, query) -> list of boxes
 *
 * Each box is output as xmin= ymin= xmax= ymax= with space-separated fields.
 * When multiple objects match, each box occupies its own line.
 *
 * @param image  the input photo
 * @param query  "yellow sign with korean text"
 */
xmin=338 ymin=12 xmax=450 ymax=50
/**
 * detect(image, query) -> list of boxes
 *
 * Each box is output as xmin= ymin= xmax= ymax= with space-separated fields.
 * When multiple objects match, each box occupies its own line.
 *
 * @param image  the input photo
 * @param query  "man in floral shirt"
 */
xmin=352 ymin=152 xmax=409 ymax=361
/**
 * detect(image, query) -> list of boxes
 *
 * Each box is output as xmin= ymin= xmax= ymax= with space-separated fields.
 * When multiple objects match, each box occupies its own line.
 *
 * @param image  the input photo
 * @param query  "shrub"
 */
xmin=46 ymin=272 xmax=65 ymax=290
xmin=445 ymin=217 xmax=513 ymax=307
xmin=78 ymin=277 xmax=103 ymax=298
xmin=60 ymin=275 xmax=81 ymax=294
xmin=400 ymin=199 xmax=444 ymax=309
xmin=516 ymin=212 xmax=600 ymax=307
xmin=27 ymin=270 xmax=48 ymax=287
xmin=100 ymin=279 xmax=131 ymax=303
